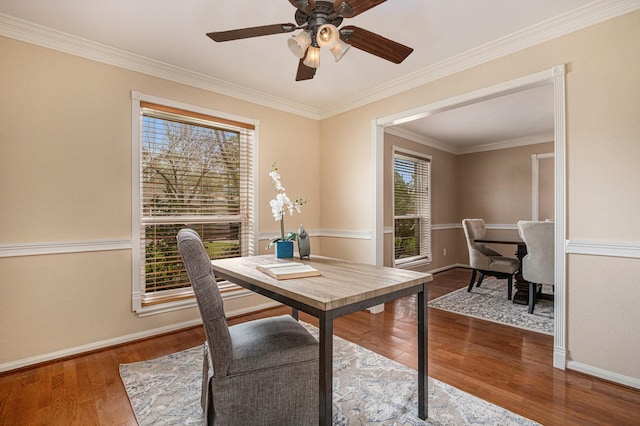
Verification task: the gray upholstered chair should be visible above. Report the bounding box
[176,228,319,426]
[462,219,519,300]
[517,220,555,314]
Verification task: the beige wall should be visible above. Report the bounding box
[0,36,321,365]
[457,143,554,225]
[457,142,554,259]
[1,10,639,385]
[318,11,640,382]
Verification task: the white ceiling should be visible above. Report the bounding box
[0,0,629,150]
[390,84,556,152]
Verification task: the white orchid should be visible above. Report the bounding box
[267,163,306,249]
[269,170,285,192]
[270,193,293,220]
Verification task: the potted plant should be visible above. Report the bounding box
[266,163,306,258]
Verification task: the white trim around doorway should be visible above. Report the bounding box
[371,65,568,370]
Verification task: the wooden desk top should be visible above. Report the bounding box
[211,255,432,312]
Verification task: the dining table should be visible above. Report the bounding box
[210,254,433,426]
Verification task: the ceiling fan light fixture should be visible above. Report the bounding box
[287,31,312,58]
[330,38,351,62]
[316,24,339,49]
[303,46,321,68]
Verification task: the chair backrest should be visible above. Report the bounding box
[462,219,496,270]
[517,221,554,285]
[177,228,233,377]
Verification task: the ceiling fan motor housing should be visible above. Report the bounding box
[295,1,345,32]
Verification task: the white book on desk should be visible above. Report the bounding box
[256,262,321,280]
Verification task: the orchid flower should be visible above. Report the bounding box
[266,163,307,249]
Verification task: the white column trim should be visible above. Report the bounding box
[552,64,567,370]
[531,152,555,221]
[372,120,385,266]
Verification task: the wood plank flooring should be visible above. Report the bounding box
[1,268,638,425]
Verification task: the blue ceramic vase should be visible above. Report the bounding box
[275,241,294,258]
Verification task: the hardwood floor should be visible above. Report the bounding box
[1,268,638,425]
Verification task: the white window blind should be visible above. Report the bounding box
[393,151,431,265]
[138,101,255,304]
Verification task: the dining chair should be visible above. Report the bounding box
[517,220,555,314]
[176,228,319,425]
[462,219,519,300]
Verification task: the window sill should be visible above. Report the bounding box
[394,258,431,270]
[135,283,253,317]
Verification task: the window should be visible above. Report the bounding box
[393,150,431,266]
[131,93,256,313]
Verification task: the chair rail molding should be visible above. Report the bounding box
[566,239,640,259]
[0,239,132,258]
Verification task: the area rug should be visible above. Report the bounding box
[428,277,553,335]
[120,323,538,425]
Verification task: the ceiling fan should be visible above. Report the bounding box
[206,0,413,81]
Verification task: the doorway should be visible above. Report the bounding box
[371,65,567,370]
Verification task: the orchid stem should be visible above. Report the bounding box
[280,214,285,240]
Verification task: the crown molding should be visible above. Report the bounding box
[456,133,555,154]
[385,127,459,154]
[386,126,554,155]
[0,13,321,120]
[2,0,639,121]
[319,0,640,118]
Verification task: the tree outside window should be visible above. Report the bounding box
[139,104,254,299]
[393,152,431,265]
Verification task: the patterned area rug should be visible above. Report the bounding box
[120,323,538,425]
[428,277,553,335]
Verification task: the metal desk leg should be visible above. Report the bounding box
[418,285,428,419]
[318,313,333,426]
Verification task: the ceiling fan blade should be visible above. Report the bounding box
[334,0,386,17]
[207,23,296,42]
[289,0,316,14]
[340,25,413,64]
[295,58,316,81]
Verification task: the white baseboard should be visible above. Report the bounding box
[567,360,640,390]
[0,299,281,373]
[0,318,202,373]
[428,263,468,274]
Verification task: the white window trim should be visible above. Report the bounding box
[130,91,260,316]
[391,146,432,268]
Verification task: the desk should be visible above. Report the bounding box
[211,255,433,426]
[474,236,530,305]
